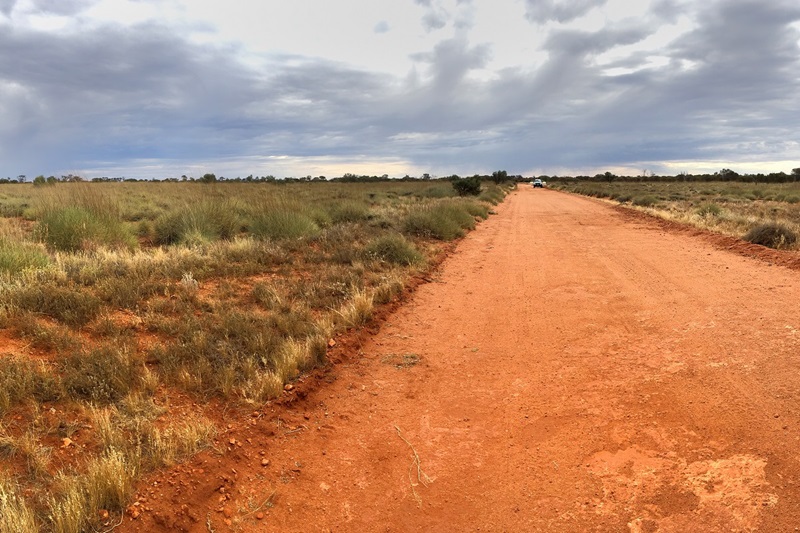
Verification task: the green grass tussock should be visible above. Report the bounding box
[325,199,371,223]
[34,186,135,252]
[365,233,423,266]
[250,207,320,240]
[154,199,242,245]
[403,198,483,241]
[0,237,49,275]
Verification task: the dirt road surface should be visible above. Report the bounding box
[126,188,800,532]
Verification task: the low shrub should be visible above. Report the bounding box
[35,207,136,252]
[452,176,482,196]
[743,223,798,249]
[419,185,453,199]
[615,194,632,203]
[365,234,423,265]
[457,199,490,219]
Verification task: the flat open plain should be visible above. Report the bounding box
[125,187,800,532]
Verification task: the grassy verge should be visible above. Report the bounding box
[553,181,800,250]
[0,179,513,530]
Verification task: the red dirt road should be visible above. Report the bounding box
[126,188,800,532]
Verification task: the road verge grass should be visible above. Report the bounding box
[0,180,511,530]
[555,181,800,250]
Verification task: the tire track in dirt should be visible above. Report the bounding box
[124,188,800,532]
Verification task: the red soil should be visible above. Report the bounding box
[122,188,800,532]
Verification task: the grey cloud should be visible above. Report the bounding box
[411,36,491,96]
[30,0,95,16]
[544,25,651,56]
[524,0,607,24]
[0,23,265,168]
[374,20,390,33]
[421,10,447,31]
[0,0,15,15]
[649,0,691,23]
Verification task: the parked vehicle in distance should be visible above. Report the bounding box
[533,179,544,188]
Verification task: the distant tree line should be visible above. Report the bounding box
[6,168,798,185]
[533,168,800,184]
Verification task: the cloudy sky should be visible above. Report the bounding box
[1,0,799,179]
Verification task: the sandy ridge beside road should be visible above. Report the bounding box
[125,187,800,532]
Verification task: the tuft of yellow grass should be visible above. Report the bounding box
[0,475,38,533]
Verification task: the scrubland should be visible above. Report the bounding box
[553,181,800,249]
[0,179,512,532]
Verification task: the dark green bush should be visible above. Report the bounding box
[743,223,798,249]
[452,177,482,196]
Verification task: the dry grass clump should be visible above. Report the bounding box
[47,449,137,533]
[62,345,141,404]
[0,475,38,533]
[0,428,53,478]
[0,355,60,415]
[743,223,798,249]
[10,283,103,327]
[336,288,375,328]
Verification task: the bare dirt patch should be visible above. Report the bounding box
[121,188,800,532]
